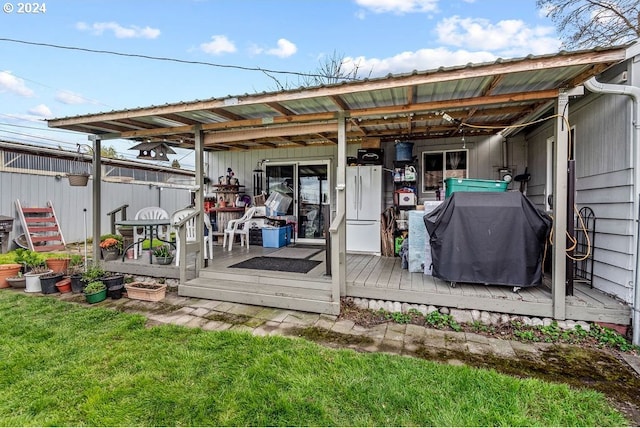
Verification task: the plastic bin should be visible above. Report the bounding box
[262,226,289,248]
[445,178,508,198]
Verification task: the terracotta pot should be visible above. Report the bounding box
[46,258,70,273]
[0,264,22,288]
[55,277,72,293]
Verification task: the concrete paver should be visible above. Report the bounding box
[24,289,640,381]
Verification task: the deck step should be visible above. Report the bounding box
[198,268,331,289]
[179,277,339,315]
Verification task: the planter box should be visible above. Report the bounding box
[125,282,166,302]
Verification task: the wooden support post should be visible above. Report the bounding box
[552,92,568,320]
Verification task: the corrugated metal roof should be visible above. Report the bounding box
[47,43,633,151]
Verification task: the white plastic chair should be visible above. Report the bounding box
[223,206,257,251]
[133,207,169,259]
[171,208,213,266]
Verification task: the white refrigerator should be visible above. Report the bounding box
[346,165,383,254]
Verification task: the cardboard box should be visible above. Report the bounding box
[361,138,381,149]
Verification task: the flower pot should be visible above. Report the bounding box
[102,248,120,261]
[102,274,124,288]
[6,276,26,288]
[55,277,72,293]
[24,270,52,293]
[108,283,124,299]
[125,282,167,301]
[85,288,107,304]
[40,272,64,294]
[0,263,22,288]
[68,173,89,186]
[45,258,70,273]
[152,255,174,265]
[70,274,84,293]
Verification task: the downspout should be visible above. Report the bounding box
[584,76,640,346]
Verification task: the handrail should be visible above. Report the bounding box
[107,204,129,234]
[329,209,344,233]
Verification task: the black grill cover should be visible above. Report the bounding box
[424,192,551,287]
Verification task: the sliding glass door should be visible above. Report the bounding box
[266,160,330,243]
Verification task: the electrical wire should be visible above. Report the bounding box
[0,37,360,81]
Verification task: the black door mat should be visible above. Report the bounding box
[229,256,321,273]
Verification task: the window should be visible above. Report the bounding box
[422,149,468,193]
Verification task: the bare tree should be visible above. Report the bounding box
[538,0,640,49]
[264,50,372,91]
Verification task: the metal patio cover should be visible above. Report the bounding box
[47,44,630,149]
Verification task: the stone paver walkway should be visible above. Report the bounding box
[48,289,640,376]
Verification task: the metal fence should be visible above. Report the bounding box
[0,144,195,250]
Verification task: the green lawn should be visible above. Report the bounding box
[0,292,627,427]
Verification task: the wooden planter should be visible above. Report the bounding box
[125,282,166,302]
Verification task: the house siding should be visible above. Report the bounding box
[525,61,636,304]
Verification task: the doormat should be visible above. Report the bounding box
[268,247,323,259]
[229,257,321,274]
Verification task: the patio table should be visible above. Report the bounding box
[115,218,173,264]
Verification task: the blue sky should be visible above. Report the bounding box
[0,0,561,168]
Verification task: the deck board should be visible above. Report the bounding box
[176,245,631,324]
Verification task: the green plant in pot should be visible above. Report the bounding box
[152,244,174,265]
[84,280,107,304]
[16,249,51,293]
[81,262,106,291]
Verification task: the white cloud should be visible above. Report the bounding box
[55,90,90,105]
[435,16,561,56]
[266,39,297,58]
[0,71,34,97]
[200,35,237,55]
[76,21,160,39]
[344,47,497,77]
[28,104,53,118]
[355,0,438,14]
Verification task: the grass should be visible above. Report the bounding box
[0,292,628,427]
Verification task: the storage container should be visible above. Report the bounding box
[262,226,291,248]
[395,141,414,161]
[444,178,508,198]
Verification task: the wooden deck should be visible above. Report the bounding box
[108,243,631,325]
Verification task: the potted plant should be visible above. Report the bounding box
[6,271,26,288]
[16,249,51,293]
[45,253,71,273]
[81,262,106,287]
[39,270,65,295]
[84,280,107,304]
[100,235,123,261]
[125,281,167,302]
[67,254,85,293]
[152,245,174,265]
[102,271,125,299]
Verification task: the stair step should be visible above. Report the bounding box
[179,278,339,315]
[22,207,53,214]
[31,235,63,243]
[27,226,60,233]
[198,269,331,289]
[32,244,66,252]
[25,217,57,224]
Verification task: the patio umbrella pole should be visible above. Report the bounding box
[83,208,88,271]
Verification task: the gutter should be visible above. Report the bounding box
[584,76,640,346]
